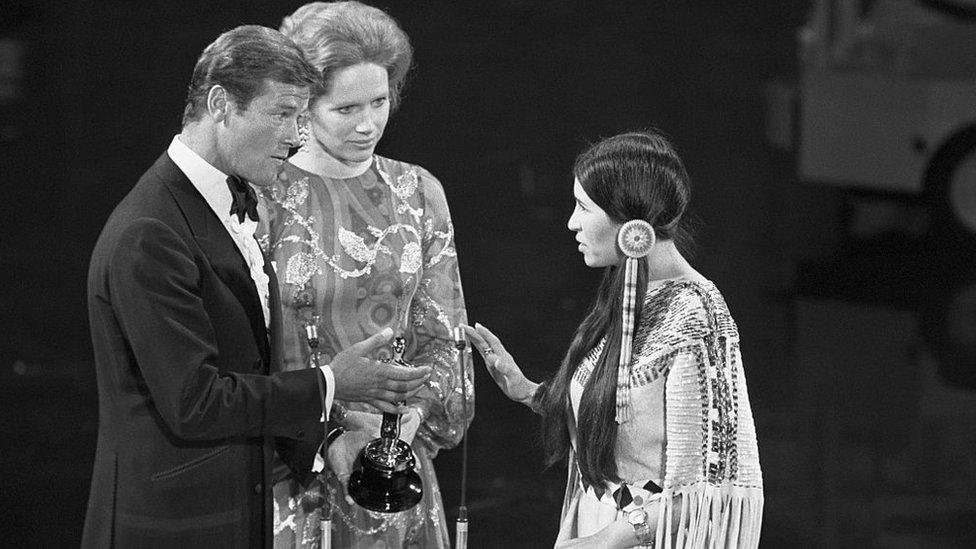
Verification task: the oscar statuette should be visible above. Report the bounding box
[346,336,423,513]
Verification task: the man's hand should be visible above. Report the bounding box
[330,328,431,414]
[327,429,372,506]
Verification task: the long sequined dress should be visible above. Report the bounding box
[557,279,763,548]
[258,156,474,549]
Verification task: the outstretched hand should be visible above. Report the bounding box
[330,328,431,414]
[463,323,538,407]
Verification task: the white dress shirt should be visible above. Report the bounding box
[166,136,335,433]
[167,136,270,327]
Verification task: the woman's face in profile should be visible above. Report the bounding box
[307,62,390,166]
[567,179,620,268]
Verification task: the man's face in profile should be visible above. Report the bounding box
[218,80,309,186]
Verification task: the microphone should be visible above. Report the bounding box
[304,316,331,549]
[452,326,469,549]
[452,325,467,352]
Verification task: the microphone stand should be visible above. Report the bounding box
[452,327,469,549]
[304,317,331,549]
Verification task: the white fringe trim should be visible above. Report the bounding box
[655,482,763,549]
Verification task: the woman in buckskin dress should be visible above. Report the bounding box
[257,2,473,548]
[466,130,763,548]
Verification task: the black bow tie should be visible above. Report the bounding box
[226,175,258,223]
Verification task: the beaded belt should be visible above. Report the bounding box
[582,477,663,513]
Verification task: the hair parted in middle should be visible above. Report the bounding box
[536,129,694,489]
[279,1,413,109]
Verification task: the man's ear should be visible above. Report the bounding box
[206,85,230,122]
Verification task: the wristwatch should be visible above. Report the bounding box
[627,508,654,547]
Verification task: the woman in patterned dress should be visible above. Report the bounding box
[466,130,763,548]
[258,2,473,547]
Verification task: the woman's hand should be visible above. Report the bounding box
[327,429,372,505]
[399,407,421,445]
[554,535,607,549]
[328,409,422,505]
[342,409,420,445]
[554,518,641,549]
[463,323,539,407]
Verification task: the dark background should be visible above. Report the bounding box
[2,0,975,547]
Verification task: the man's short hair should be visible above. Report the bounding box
[182,25,318,125]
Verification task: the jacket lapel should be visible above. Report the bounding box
[265,258,284,373]
[151,152,269,358]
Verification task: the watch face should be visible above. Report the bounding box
[628,509,645,525]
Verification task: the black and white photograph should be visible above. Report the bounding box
[2,0,975,547]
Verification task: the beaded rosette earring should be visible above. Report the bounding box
[615,219,655,424]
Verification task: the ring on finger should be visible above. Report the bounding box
[483,346,494,355]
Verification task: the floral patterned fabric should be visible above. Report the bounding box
[257,156,474,549]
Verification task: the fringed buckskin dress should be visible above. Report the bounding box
[558,279,763,548]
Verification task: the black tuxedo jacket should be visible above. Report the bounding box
[83,152,325,548]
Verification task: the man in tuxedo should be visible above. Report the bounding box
[82,25,430,548]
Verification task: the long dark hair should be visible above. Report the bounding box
[537,130,693,488]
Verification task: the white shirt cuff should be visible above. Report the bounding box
[312,364,336,474]
[319,364,335,423]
